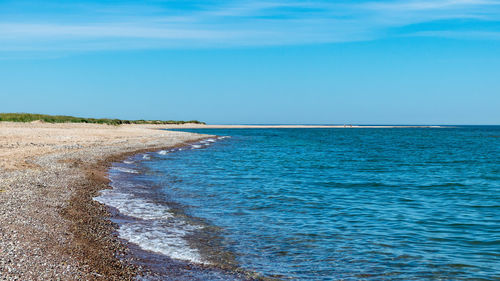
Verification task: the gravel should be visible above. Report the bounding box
[0,124,210,280]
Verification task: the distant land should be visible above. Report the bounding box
[160,124,443,129]
[0,113,447,128]
[0,113,205,126]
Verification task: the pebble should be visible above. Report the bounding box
[0,127,210,280]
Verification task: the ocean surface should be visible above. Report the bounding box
[95,127,500,280]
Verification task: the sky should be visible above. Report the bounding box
[1,0,499,124]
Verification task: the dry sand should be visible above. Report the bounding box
[0,122,210,280]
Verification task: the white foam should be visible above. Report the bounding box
[123,160,134,164]
[158,150,168,155]
[205,138,216,142]
[191,144,202,149]
[118,221,205,264]
[111,167,139,174]
[142,154,151,160]
[95,190,173,220]
[95,189,206,264]
[218,136,230,140]
[95,160,208,265]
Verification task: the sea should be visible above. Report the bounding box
[95,127,500,280]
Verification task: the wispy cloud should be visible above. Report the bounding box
[0,0,499,52]
[409,30,500,39]
[361,0,499,11]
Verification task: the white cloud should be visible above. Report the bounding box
[360,0,499,11]
[408,30,500,39]
[0,0,499,52]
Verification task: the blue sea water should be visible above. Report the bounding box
[97,127,500,280]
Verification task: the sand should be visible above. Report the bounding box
[0,122,439,172]
[160,124,442,129]
[0,122,210,280]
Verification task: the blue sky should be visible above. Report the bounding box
[1,0,499,124]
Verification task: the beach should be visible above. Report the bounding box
[2,122,494,280]
[0,121,396,280]
[0,122,210,280]
[2,0,496,279]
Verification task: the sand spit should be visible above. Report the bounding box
[0,122,209,280]
[161,124,442,129]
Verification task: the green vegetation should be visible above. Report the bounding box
[0,113,205,125]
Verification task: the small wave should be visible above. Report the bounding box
[95,190,173,220]
[118,221,205,264]
[205,138,216,142]
[123,160,135,164]
[111,167,139,174]
[191,144,203,149]
[95,151,213,267]
[419,182,467,188]
[218,136,230,140]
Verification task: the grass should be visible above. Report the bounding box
[0,113,205,126]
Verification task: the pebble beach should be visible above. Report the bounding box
[0,122,209,280]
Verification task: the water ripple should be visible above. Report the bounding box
[141,127,500,280]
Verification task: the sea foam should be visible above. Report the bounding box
[118,221,205,264]
[110,167,139,174]
[94,137,234,266]
[95,190,173,220]
[94,161,207,265]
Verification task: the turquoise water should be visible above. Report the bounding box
[100,127,500,280]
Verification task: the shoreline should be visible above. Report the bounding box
[0,122,449,279]
[101,144,268,280]
[61,141,211,280]
[160,124,444,129]
[0,122,212,279]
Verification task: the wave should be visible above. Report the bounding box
[110,167,139,174]
[118,220,205,264]
[95,190,173,220]
[192,136,230,149]
[95,186,207,264]
[94,137,236,266]
[94,160,210,266]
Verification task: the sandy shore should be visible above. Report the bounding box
[0,122,210,280]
